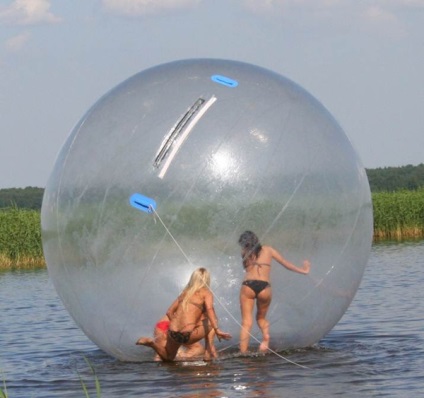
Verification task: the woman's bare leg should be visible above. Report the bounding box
[239,286,255,353]
[177,342,205,359]
[256,288,272,352]
[136,336,180,361]
[203,323,217,360]
[186,318,217,360]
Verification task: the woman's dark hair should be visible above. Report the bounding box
[238,230,262,260]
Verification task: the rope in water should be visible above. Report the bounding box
[150,205,310,369]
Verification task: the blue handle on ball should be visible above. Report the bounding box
[130,193,157,214]
[211,74,238,88]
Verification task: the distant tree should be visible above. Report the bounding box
[366,163,424,192]
[0,187,44,210]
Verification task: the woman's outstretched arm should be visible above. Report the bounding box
[271,247,310,274]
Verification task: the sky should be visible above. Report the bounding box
[0,0,423,189]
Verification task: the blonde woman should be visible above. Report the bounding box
[137,267,231,361]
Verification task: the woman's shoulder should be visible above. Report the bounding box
[259,245,275,261]
[197,287,212,299]
[261,245,274,254]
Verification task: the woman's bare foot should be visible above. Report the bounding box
[203,348,217,361]
[136,337,154,346]
[258,339,269,353]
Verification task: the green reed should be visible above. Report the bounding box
[79,357,101,398]
[0,359,101,398]
[0,206,44,269]
[0,189,423,269]
[0,380,7,398]
[372,188,424,240]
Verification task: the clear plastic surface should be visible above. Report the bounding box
[41,59,373,361]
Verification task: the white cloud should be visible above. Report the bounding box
[0,0,61,26]
[383,0,424,8]
[241,0,424,11]
[361,5,407,38]
[241,0,345,13]
[364,5,397,24]
[240,0,415,38]
[102,0,201,16]
[5,31,31,51]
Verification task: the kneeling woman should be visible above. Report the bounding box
[137,267,231,361]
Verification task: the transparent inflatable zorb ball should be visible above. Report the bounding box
[41,59,373,361]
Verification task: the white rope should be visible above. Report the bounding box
[149,205,310,369]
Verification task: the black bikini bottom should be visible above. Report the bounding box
[242,280,271,297]
[168,329,191,344]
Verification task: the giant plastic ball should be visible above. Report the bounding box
[41,59,373,361]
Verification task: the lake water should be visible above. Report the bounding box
[1,241,423,397]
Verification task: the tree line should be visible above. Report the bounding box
[0,187,44,210]
[366,163,424,192]
[1,164,423,209]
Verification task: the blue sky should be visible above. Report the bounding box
[0,0,423,188]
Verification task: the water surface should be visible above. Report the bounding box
[1,241,423,397]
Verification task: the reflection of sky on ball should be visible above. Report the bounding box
[41,59,373,361]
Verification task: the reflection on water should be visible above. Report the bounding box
[1,241,423,397]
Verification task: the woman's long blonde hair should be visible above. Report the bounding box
[181,267,210,311]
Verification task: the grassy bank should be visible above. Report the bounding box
[372,188,424,240]
[1,189,423,269]
[0,207,44,270]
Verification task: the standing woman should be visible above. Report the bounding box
[137,267,231,361]
[238,231,310,353]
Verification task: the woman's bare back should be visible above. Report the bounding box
[169,288,209,332]
[243,245,310,281]
[243,245,275,281]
